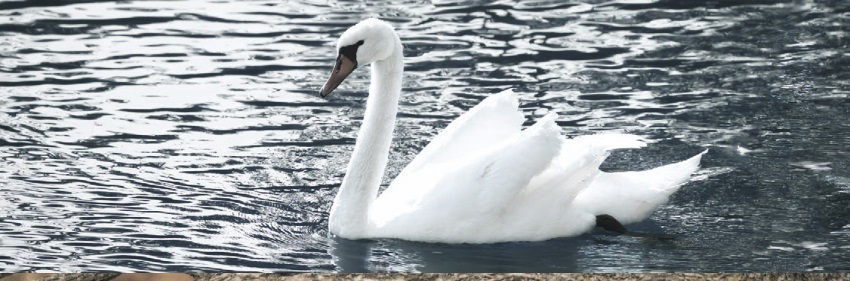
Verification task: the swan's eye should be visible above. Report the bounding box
[356,40,364,46]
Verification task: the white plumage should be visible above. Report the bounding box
[321,18,706,244]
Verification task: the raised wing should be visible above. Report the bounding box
[396,89,525,179]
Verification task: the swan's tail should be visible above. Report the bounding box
[574,149,708,225]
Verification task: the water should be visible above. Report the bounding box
[1,0,849,272]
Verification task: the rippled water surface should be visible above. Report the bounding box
[1,0,849,272]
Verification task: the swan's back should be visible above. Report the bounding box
[368,90,705,243]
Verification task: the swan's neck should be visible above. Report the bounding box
[329,36,403,238]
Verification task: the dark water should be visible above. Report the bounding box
[1,0,849,272]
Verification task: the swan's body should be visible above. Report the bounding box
[321,19,706,244]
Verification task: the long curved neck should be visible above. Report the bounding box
[329,35,403,238]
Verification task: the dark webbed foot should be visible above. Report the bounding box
[595,214,627,234]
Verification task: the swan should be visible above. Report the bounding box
[319,18,706,244]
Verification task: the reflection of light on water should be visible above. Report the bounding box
[768,241,831,252]
[791,161,833,171]
[768,245,795,252]
[688,166,733,183]
[801,241,830,251]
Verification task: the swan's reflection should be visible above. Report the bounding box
[329,237,374,272]
[329,220,668,272]
[387,238,582,272]
[330,235,582,272]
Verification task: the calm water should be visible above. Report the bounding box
[1,0,849,272]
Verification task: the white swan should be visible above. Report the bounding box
[320,18,706,244]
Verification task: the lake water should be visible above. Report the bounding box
[1,0,849,272]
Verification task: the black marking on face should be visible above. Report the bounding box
[338,40,365,65]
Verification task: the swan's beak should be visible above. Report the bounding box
[320,54,357,98]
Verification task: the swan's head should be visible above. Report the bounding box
[320,18,398,97]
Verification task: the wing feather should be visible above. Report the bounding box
[397,89,524,178]
[574,149,707,224]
